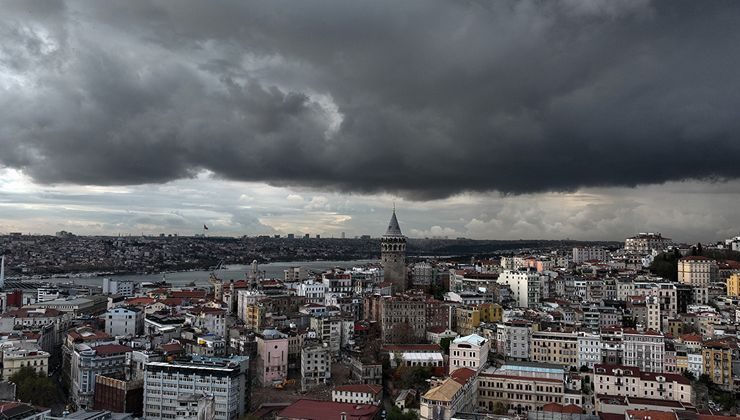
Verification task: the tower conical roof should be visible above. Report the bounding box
[385,210,403,236]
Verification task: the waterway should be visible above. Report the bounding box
[41,259,377,288]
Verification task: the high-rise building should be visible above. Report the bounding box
[381,209,407,293]
[496,270,541,308]
[143,355,249,420]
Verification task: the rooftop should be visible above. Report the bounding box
[277,399,380,420]
[334,384,382,395]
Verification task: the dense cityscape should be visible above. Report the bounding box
[0,210,738,419]
[4,1,740,420]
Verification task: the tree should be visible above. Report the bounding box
[493,402,508,415]
[9,367,59,407]
[439,337,453,355]
[649,252,678,281]
[682,370,696,382]
[395,366,433,390]
[387,406,419,420]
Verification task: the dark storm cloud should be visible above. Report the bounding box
[2,0,740,199]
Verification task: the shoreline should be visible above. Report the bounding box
[6,256,380,282]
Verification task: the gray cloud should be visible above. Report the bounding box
[2,0,740,199]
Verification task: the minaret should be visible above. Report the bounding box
[381,208,407,293]
[249,260,259,289]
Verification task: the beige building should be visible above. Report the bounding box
[727,273,740,297]
[449,334,490,374]
[701,337,737,391]
[420,368,477,420]
[624,233,671,254]
[2,346,50,378]
[454,306,481,336]
[594,364,692,403]
[678,256,718,287]
[477,362,583,414]
[530,330,579,369]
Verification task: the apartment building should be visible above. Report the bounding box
[144,355,249,420]
[71,343,132,409]
[726,273,740,297]
[301,340,332,391]
[255,329,288,387]
[455,306,481,336]
[701,337,738,391]
[2,346,50,378]
[530,330,579,369]
[573,247,607,264]
[102,278,134,297]
[497,270,540,308]
[379,295,426,343]
[593,364,691,403]
[623,329,664,373]
[495,321,531,360]
[624,233,671,254]
[104,306,144,337]
[578,332,601,370]
[678,256,718,287]
[309,316,342,353]
[0,307,66,331]
[600,327,624,365]
[295,281,327,304]
[185,308,226,337]
[479,303,503,323]
[626,296,661,332]
[449,334,490,374]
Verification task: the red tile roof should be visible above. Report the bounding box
[427,326,448,334]
[382,344,441,352]
[450,368,476,385]
[277,399,380,420]
[68,329,111,342]
[125,297,156,306]
[169,290,207,299]
[626,410,677,420]
[543,403,582,414]
[594,364,690,385]
[159,342,183,353]
[94,344,133,356]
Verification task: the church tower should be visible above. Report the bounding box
[381,208,407,293]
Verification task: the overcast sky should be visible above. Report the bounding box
[1,0,740,243]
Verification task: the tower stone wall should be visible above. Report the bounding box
[381,210,407,293]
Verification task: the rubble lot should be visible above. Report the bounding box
[250,383,332,411]
[249,363,353,411]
